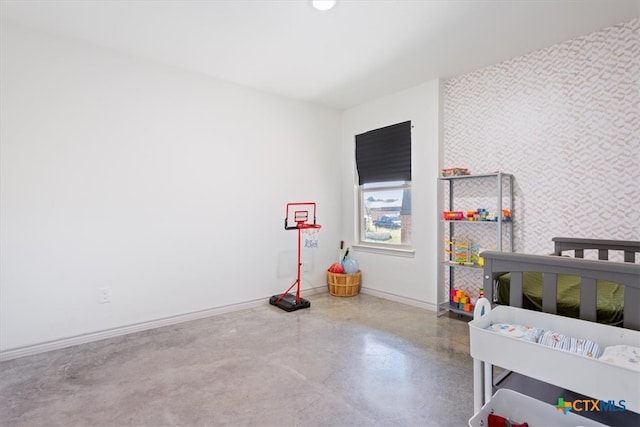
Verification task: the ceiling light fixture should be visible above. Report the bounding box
[312,0,336,11]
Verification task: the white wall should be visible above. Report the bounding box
[341,80,442,308]
[444,18,640,257]
[0,21,342,354]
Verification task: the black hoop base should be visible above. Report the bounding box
[269,293,311,312]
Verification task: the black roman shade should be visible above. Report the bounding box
[355,121,411,185]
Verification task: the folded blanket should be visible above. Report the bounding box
[490,323,543,343]
[487,323,602,358]
[599,345,640,371]
[537,330,602,358]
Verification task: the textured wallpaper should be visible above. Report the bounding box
[443,18,639,258]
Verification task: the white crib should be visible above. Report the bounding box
[468,239,640,426]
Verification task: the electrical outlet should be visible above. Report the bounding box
[98,287,111,304]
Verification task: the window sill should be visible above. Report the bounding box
[352,244,415,258]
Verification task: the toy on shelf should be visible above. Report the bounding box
[445,239,479,265]
[443,211,464,220]
[449,288,486,313]
[441,167,470,177]
[444,208,512,222]
[450,288,474,312]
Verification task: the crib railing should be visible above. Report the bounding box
[481,250,640,330]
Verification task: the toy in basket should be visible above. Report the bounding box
[327,245,361,297]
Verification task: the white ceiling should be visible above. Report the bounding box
[1,0,638,110]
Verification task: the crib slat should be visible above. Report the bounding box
[624,250,635,263]
[542,273,557,314]
[624,286,640,330]
[598,249,608,260]
[579,277,597,322]
[509,272,523,308]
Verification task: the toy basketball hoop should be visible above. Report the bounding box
[270,202,321,312]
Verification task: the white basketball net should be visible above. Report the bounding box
[302,227,320,249]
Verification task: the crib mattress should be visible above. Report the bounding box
[469,305,640,414]
[497,272,624,326]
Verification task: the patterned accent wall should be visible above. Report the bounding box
[444,19,639,256]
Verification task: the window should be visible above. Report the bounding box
[360,182,411,246]
[355,121,411,248]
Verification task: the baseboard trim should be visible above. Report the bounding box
[0,286,327,362]
[360,287,437,312]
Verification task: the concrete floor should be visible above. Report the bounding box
[0,293,474,427]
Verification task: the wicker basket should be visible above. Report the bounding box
[327,271,361,297]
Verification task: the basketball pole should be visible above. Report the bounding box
[274,223,304,304]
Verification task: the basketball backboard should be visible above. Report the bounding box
[285,202,318,230]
